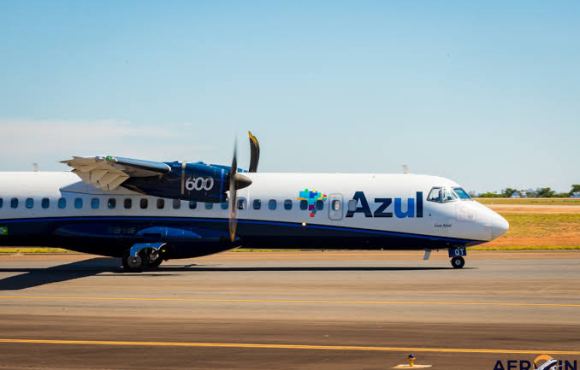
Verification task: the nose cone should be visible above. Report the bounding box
[490,212,509,239]
[233,173,252,190]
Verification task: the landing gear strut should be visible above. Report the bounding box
[122,242,166,272]
[448,246,466,269]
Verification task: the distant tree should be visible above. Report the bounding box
[479,192,501,198]
[536,187,556,198]
[501,188,518,198]
[570,184,580,196]
[525,188,538,197]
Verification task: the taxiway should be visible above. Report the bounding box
[0,250,578,369]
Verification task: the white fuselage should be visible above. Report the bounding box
[0,172,508,249]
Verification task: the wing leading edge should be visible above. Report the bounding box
[61,156,171,191]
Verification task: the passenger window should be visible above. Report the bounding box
[173,199,181,210]
[108,198,117,209]
[237,198,246,210]
[58,198,67,209]
[315,200,324,211]
[0,198,3,208]
[10,198,18,209]
[74,198,83,209]
[91,198,100,209]
[140,199,148,209]
[189,201,197,210]
[300,200,308,210]
[221,202,228,210]
[284,199,292,210]
[253,199,261,210]
[427,187,442,203]
[157,199,165,209]
[41,198,50,209]
[25,198,34,209]
[124,198,132,209]
[205,202,214,210]
[268,199,277,210]
[332,199,341,211]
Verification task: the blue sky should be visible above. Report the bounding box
[0,1,578,192]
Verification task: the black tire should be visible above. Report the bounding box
[122,253,144,272]
[451,256,465,269]
[146,258,163,269]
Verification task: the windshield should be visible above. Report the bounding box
[442,187,458,202]
[428,186,471,203]
[453,187,472,200]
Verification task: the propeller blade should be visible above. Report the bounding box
[228,142,238,242]
[248,131,260,172]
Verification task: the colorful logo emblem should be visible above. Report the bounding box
[0,226,8,236]
[297,189,327,217]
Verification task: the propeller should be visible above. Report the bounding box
[228,142,239,242]
[227,132,259,242]
[248,131,260,172]
[227,142,253,242]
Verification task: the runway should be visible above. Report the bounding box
[0,250,579,369]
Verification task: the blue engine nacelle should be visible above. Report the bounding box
[123,161,230,203]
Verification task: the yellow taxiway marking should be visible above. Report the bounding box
[0,338,579,356]
[0,295,579,309]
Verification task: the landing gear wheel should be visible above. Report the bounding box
[451,256,465,269]
[122,254,144,272]
[146,257,163,269]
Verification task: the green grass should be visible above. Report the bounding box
[476,197,580,205]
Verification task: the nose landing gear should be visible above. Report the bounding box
[448,246,466,269]
[451,256,465,269]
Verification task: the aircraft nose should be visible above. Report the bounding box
[489,212,509,239]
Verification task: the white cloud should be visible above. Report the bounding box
[0,119,218,171]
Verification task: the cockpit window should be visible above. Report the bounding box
[442,187,457,202]
[453,187,472,200]
[427,187,460,203]
[427,187,442,202]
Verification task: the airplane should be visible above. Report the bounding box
[0,132,508,271]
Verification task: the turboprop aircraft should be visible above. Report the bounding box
[0,132,508,271]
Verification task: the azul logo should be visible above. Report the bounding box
[297,189,327,217]
[345,191,424,218]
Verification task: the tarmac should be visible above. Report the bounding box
[0,250,579,369]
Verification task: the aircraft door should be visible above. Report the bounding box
[328,194,344,221]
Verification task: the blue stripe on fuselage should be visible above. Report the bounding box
[0,216,483,244]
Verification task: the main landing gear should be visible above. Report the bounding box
[448,246,467,269]
[122,242,166,272]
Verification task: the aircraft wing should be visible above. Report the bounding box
[61,156,171,191]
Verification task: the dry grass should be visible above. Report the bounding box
[479,213,580,248]
[475,197,580,205]
[0,247,71,254]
